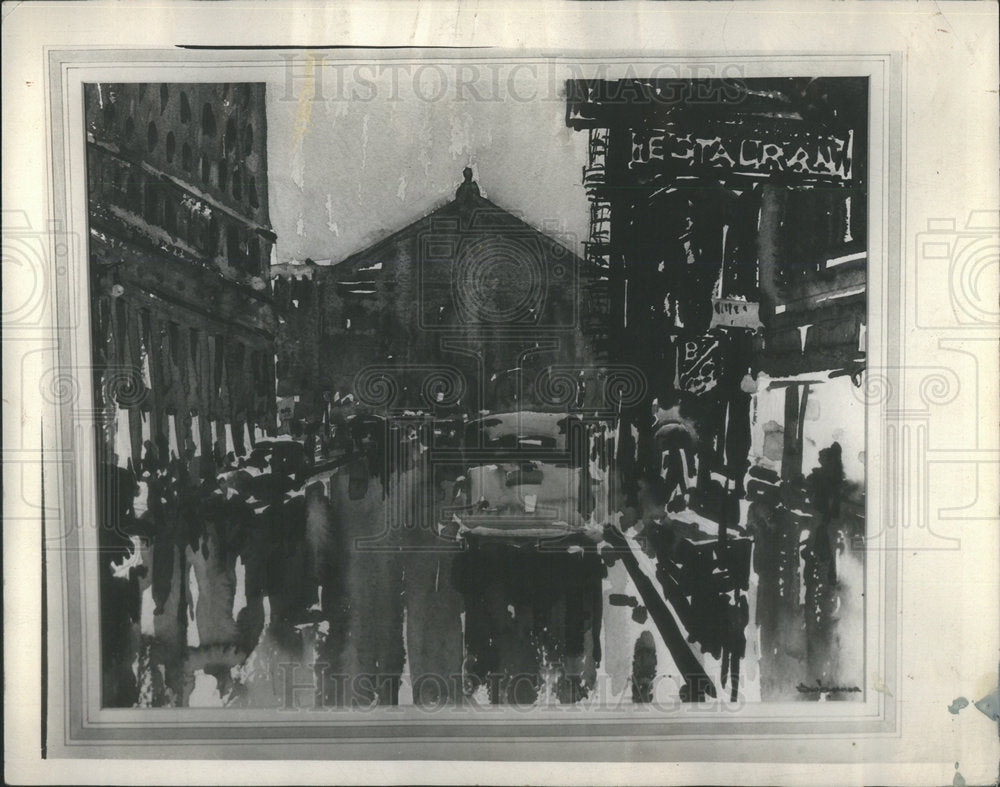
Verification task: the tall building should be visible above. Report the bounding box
[566,78,869,701]
[85,82,277,476]
[566,76,867,491]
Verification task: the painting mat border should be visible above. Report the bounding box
[42,48,900,761]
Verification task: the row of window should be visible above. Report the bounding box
[91,152,267,276]
[105,95,255,153]
[99,88,261,213]
[98,293,272,422]
[125,121,259,209]
[131,82,254,118]
[134,305,271,406]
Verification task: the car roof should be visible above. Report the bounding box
[468,411,579,437]
[251,439,306,452]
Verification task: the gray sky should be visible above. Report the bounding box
[263,60,591,264]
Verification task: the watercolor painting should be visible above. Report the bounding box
[85,70,868,710]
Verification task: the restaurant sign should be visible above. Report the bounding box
[630,127,853,182]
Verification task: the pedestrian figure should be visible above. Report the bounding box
[654,420,696,511]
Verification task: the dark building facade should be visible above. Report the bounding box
[567,76,867,489]
[566,77,869,701]
[273,171,604,421]
[86,83,280,708]
[86,82,278,475]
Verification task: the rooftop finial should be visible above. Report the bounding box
[456,166,480,204]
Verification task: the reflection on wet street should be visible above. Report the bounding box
[99,414,864,710]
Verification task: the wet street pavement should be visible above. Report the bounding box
[101,425,863,711]
[202,458,705,710]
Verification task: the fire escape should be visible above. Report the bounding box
[581,127,614,359]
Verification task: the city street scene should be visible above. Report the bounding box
[86,68,868,710]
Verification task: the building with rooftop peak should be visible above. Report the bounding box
[272,170,606,421]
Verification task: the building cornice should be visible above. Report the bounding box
[88,137,276,241]
[89,211,275,311]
